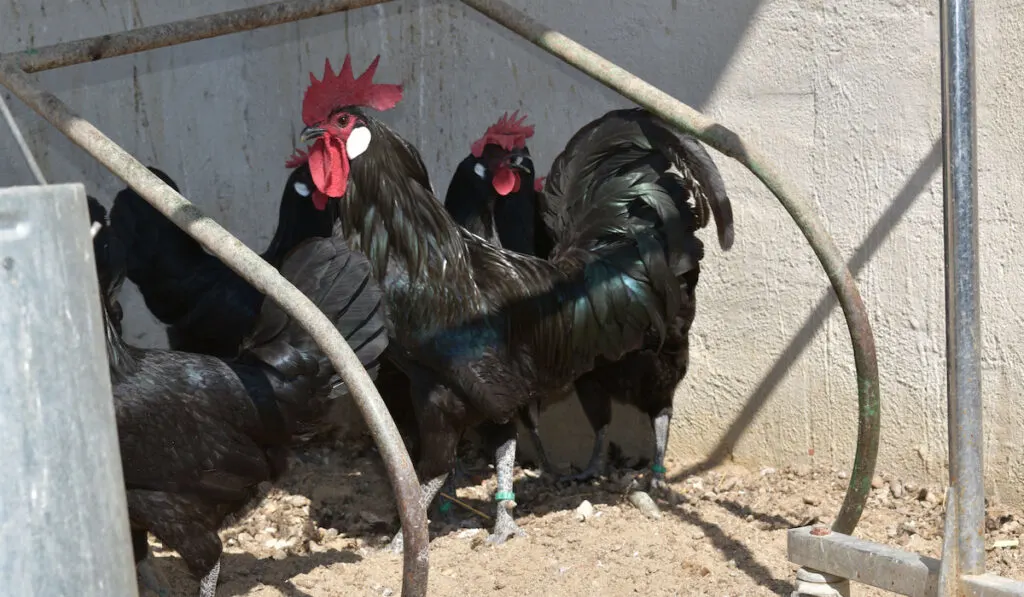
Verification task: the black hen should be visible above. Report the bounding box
[291,55,727,544]
[109,165,338,356]
[89,200,387,597]
[444,111,552,257]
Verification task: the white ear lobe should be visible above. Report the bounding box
[473,163,487,179]
[292,181,311,197]
[347,126,372,159]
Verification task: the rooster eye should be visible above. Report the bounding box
[337,114,350,127]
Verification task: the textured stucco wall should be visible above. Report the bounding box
[3,0,1022,506]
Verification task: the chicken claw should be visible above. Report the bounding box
[388,473,449,554]
[387,529,405,554]
[487,500,526,544]
[556,463,604,485]
[555,427,607,485]
[648,473,669,493]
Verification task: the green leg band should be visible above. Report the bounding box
[494,491,516,502]
[651,464,667,475]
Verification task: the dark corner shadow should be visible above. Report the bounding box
[666,500,796,595]
[672,138,943,482]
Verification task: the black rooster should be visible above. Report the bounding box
[449,112,734,489]
[109,163,338,356]
[89,198,387,597]
[292,55,726,543]
[441,112,553,509]
[536,113,733,487]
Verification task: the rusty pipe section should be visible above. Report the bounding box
[0,58,428,597]
[4,0,393,74]
[459,0,880,535]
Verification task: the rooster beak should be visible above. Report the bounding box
[504,154,534,175]
[299,125,326,144]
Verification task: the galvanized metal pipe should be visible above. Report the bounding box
[3,0,393,74]
[0,59,429,597]
[460,0,880,535]
[0,184,139,597]
[940,0,985,577]
[0,93,47,184]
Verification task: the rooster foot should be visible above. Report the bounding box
[387,473,449,554]
[486,506,526,545]
[387,529,405,554]
[136,557,171,597]
[648,474,669,494]
[556,465,602,485]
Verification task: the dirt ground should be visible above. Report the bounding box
[148,435,1024,597]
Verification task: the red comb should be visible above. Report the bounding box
[285,147,310,168]
[470,110,535,158]
[302,55,403,126]
[534,176,546,193]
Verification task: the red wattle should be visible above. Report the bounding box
[307,135,350,201]
[492,166,520,196]
[312,190,329,211]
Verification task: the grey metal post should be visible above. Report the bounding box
[0,184,138,597]
[940,0,985,578]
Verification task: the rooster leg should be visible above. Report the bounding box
[136,556,171,597]
[558,382,612,483]
[649,409,672,492]
[388,472,449,553]
[520,402,563,475]
[133,530,170,597]
[558,425,608,484]
[435,470,460,523]
[197,560,220,597]
[390,379,460,551]
[488,431,526,544]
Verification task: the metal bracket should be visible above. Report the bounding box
[788,526,1024,597]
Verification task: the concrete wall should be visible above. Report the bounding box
[3,0,1022,505]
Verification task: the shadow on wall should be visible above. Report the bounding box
[512,138,941,474]
[669,139,944,479]
[1,0,416,191]
[457,0,767,110]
